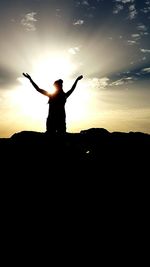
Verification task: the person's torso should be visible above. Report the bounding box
[48,92,66,113]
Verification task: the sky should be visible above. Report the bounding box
[0,0,150,137]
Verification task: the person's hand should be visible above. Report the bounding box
[22,73,31,80]
[77,75,83,81]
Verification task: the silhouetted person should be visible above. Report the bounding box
[22,73,83,134]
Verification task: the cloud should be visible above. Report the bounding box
[21,12,37,31]
[110,77,133,87]
[75,0,89,6]
[127,40,137,45]
[141,0,150,14]
[73,19,84,25]
[113,4,124,14]
[137,23,147,32]
[113,0,137,19]
[82,0,89,6]
[140,49,150,53]
[114,0,135,3]
[108,66,150,87]
[128,4,138,19]
[142,67,150,73]
[131,33,141,39]
[89,75,135,89]
[89,77,110,89]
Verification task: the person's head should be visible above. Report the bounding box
[53,79,63,91]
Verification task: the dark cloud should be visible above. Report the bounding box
[108,64,150,88]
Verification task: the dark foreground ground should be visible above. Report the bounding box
[0,128,149,261]
[0,128,149,166]
[0,127,149,208]
[0,128,149,239]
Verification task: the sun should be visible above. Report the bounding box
[47,85,57,95]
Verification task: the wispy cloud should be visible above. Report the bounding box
[128,4,138,19]
[110,77,133,87]
[141,0,150,14]
[113,66,150,82]
[137,23,147,32]
[140,48,150,53]
[82,0,89,6]
[142,67,150,73]
[75,0,89,6]
[73,19,84,25]
[127,40,137,45]
[114,0,135,3]
[21,12,37,31]
[89,75,135,89]
[113,4,124,14]
[89,77,110,89]
[113,0,138,19]
[131,33,141,39]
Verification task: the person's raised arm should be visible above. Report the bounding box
[66,75,83,98]
[22,73,49,96]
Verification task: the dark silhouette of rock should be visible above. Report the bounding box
[1,127,149,210]
[0,128,150,165]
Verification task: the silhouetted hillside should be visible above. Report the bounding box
[0,128,149,165]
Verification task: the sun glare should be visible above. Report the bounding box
[33,53,77,87]
[47,85,57,95]
[18,52,78,109]
[16,52,86,132]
